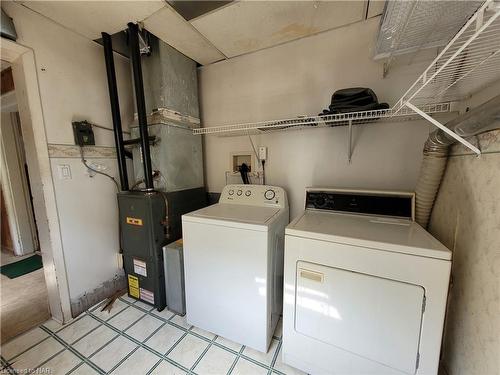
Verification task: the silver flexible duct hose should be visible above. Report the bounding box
[415,95,500,227]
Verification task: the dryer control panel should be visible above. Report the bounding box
[305,188,414,220]
[220,184,287,208]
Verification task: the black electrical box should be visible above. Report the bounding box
[72,121,95,146]
[118,191,167,311]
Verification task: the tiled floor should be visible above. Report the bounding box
[0,296,305,375]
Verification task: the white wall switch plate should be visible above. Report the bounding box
[57,164,72,180]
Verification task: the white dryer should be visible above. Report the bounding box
[282,188,451,375]
[182,184,289,352]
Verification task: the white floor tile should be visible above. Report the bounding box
[107,306,145,331]
[42,349,81,374]
[73,325,118,357]
[111,347,161,375]
[150,360,187,374]
[193,344,236,375]
[119,295,137,304]
[134,301,155,311]
[91,300,128,321]
[71,363,100,375]
[273,346,307,375]
[42,319,67,333]
[89,336,137,372]
[171,314,192,330]
[190,326,216,340]
[242,339,279,366]
[145,323,185,355]
[2,327,49,360]
[232,357,268,375]
[10,337,64,372]
[151,308,175,321]
[215,336,243,353]
[57,315,100,344]
[125,314,163,342]
[167,333,209,369]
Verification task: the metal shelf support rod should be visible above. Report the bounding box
[405,102,480,155]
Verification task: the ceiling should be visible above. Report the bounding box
[18,1,384,65]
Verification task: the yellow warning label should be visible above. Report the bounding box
[128,275,139,298]
[126,217,143,226]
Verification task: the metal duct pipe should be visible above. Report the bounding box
[128,22,154,190]
[1,9,17,41]
[102,32,129,191]
[415,94,500,227]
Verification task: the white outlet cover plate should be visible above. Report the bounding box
[57,164,72,180]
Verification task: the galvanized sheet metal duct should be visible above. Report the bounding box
[1,8,17,41]
[416,94,500,227]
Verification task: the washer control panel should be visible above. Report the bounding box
[221,184,287,208]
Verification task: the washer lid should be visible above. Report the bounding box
[183,203,281,228]
[286,210,451,260]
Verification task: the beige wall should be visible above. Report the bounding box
[429,129,500,375]
[198,16,442,218]
[3,2,134,306]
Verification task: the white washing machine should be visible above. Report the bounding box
[182,184,289,352]
[282,188,451,375]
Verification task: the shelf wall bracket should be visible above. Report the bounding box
[405,102,481,155]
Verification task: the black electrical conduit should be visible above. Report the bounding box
[128,22,154,190]
[101,32,129,191]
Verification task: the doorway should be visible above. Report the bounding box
[0,61,50,342]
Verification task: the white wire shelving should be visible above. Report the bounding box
[193,103,451,163]
[193,103,451,137]
[393,0,500,155]
[374,0,484,76]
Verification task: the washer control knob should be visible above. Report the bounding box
[237,190,243,196]
[245,190,251,196]
[228,189,234,196]
[264,189,275,200]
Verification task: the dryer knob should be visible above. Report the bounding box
[237,190,243,196]
[264,189,276,200]
[315,194,327,208]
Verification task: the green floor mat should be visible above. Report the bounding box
[0,254,43,279]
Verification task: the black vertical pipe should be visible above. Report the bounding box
[127,22,154,190]
[102,32,129,191]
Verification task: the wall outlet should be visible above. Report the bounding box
[258,146,267,161]
[57,164,72,180]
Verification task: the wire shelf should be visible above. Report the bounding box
[192,103,451,137]
[393,0,500,112]
[375,1,484,59]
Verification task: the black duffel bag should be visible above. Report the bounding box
[319,88,389,115]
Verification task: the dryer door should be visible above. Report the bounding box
[295,261,424,374]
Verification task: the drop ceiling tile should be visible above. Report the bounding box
[22,1,166,39]
[143,5,226,65]
[191,1,365,58]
